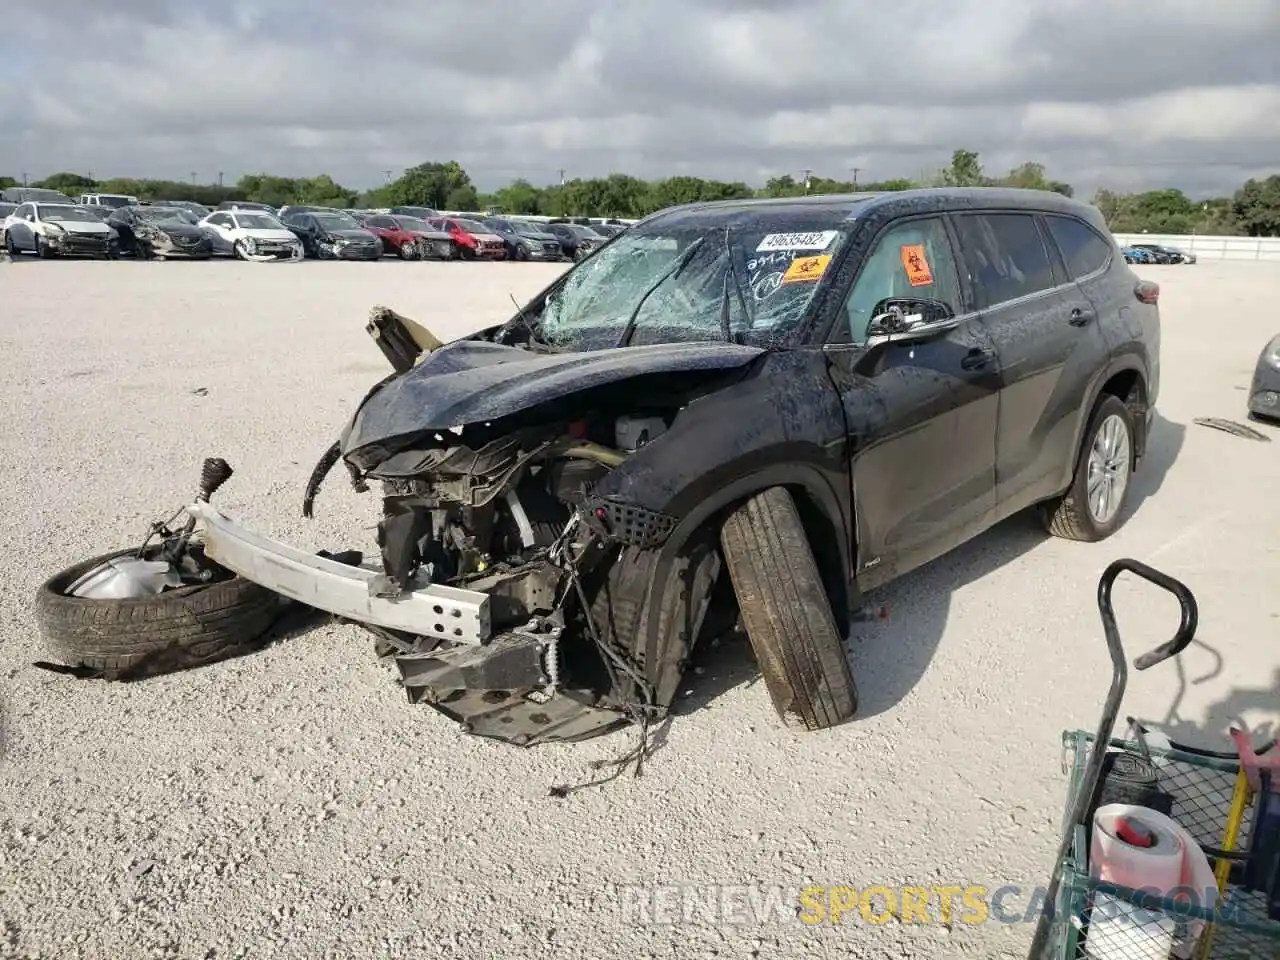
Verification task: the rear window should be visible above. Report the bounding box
[1044,215,1112,280]
[953,213,1057,307]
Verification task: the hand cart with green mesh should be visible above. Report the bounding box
[1028,559,1280,959]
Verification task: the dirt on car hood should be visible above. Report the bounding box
[340,338,764,460]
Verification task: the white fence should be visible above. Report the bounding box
[1111,233,1280,262]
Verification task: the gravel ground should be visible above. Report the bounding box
[1,257,1277,959]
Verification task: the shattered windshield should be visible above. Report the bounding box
[136,207,194,225]
[235,213,283,230]
[536,209,854,349]
[40,206,101,223]
[314,213,361,230]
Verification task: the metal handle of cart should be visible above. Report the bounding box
[1027,558,1199,959]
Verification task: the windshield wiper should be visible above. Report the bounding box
[719,225,753,342]
[614,237,707,348]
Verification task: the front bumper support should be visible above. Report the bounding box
[189,501,491,643]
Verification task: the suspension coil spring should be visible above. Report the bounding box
[545,632,563,694]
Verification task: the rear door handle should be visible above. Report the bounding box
[960,348,995,371]
[1069,305,1096,326]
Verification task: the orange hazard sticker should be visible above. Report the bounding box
[900,245,933,286]
[781,254,832,284]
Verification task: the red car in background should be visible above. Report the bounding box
[358,214,455,260]
[427,217,507,260]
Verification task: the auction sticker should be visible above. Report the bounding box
[781,254,832,284]
[900,244,934,286]
[756,230,838,253]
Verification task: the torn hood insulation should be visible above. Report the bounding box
[341,338,764,454]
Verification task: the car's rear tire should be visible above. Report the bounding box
[719,486,858,730]
[1038,394,1136,542]
[35,546,283,679]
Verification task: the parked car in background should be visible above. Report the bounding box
[1121,246,1156,264]
[482,217,565,261]
[215,200,278,215]
[1,187,76,205]
[198,210,303,261]
[2,202,117,258]
[1126,243,1187,264]
[543,221,606,261]
[0,201,19,223]
[107,205,212,259]
[1248,334,1280,422]
[153,199,212,220]
[389,205,439,220]
[276,204,342,222]
[283,210,384,260]
[589,222,627,238]
[78,193,137,210]
[1131,243,1195,264]
[426,217,507,260]
[358,214,454,260]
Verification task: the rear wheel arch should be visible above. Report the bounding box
[1096,367,1148,459]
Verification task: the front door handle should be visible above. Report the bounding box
[960,348,994,371]
[1069,305,1096,326]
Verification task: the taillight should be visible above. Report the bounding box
[1134,280,1159,305]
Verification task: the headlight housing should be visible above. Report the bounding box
[1264,335,1280,369]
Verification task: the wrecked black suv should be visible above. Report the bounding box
[39,188,1160,746]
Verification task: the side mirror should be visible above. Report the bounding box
[866,297,955,340]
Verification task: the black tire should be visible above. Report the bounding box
[35,235,52,259]
[398,240,418,260]
[1038,393,1136,542]
[719,487,858,730]
[35,546,283,679]
[4,230,17,256]
[443,242,459,261]
[233,239,249,260]
[514,244,529,262]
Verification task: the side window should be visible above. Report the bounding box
[1044,215,1111,280]
[16,204,33,219]
[837,217,963,343]
[953,213,1056,307]
[207,214,228,227]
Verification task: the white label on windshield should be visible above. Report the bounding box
[755,230,837,253]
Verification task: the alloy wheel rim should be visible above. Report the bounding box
[1086,413,1131,525]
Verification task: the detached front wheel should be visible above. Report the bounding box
[35,546,283,679]
[719,487,858,730]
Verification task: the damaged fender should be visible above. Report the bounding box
[580,349,855,706]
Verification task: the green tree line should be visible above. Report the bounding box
[5,149,1278,236]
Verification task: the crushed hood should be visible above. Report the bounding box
[238,228,298,242]
[53,221,111,234]
[323,229,378,241]
[341,338,763,457]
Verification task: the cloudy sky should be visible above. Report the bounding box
[3,0,1278,199]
